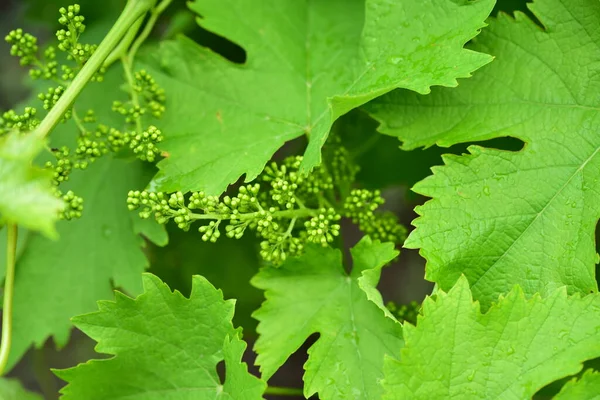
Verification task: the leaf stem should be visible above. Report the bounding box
[71,108,87,135]
[264,386,304,396]
[104,0,173,69]
[120,56,144,134]
[128,0,174,62]
[34,0,157,139]
[0,224,18,375]
[119,0,174,134]
[103,16,144,69]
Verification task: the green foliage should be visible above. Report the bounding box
[128,141,406,265]
[0,378,42,400]
[554,370,600,400]
[1,59,167,370]
[365,0,600,308]
[0,132,63,237]
[252,237,403,400]
[56,273,265,400]
[145,226,263,333]
[2,2,168,232]
[5,156,161,370]
[2,0,600,398]
[141,0,495,194]
[383,276,600,400]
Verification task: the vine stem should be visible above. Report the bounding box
[264,386,304,396]
[34,0,158,139]
[103,16,144,68]
[188,208,318,221]
[71,108,87,134]
[106,0,173,68]
[120,57,144,134]
[0,224,18,375]
[128,0,174,62]
[120,0,174,135]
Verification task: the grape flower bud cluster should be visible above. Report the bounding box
[128,139,407,265]
[1,4,167,222]
[386,300,421,325]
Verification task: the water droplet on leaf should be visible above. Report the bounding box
[467,370,476,381]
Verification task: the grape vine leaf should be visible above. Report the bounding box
[7,157,160,371]
[555,370,600,400]
[56,273,265,400]
[383,276,600,400]
[252,237,402,400]
[365,0,600,307]
[147,227,263,333]
[0,378,42,400]
[142,0,495,194]
[0,132,63,237]
[3,67,166,371]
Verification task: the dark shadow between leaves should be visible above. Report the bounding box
[263,333,319,400]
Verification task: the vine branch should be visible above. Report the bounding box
[34,0,158,139]
[105,0,173,68]
[0,224,18,375]
[188,208,317,221]
[128,0,174,62]
[119,0,174,134]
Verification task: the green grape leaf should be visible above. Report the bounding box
[365,0,600,307]
[147,227,263,333]
[383,276,600,400]
[252,237,402,400]
[142,0,495,194]
[555,370,600,400]
[7,157,158,371]
[56,273,265,400]
[0,378,42,400]
[3,67,167,371]
[0,132,63,237]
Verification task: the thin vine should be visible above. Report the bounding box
[0,224,17,375]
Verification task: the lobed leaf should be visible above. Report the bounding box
[2,67,167,371]
[56,273,265,400]
[141,0,495,194]
[0,132,63,237]
[252,236,402,400]
[383,276,600,399]
[365,0,600,307]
